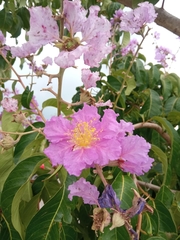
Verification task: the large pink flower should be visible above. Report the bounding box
[44,104,122,176]
[117,135,154,175]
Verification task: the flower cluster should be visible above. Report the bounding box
[111,2,157,34]
[121,39,138,56]
[10,0,112,69]
[155,46,176,68]
[44,104,153,176]
[68,178,153,234]
[1,97,18,112]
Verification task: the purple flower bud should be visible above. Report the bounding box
[98,185,121,210]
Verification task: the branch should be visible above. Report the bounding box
[134,122,171,145]
[117,0,180,36]
[137,180,177,194]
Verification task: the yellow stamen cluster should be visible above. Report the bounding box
[70,121,99,148]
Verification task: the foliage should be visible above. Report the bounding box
[0,0,180,240]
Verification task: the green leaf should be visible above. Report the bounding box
[121,32,130,47]
[156,185,174,208]
[1,155,45,239]
[106,75,122,92]
[42,98,73,116]
[42,98,57,109]
[125,75,136,96]
[13,122,45,163]
[167,111,180,125]
[140,89,162,118]
[164,96,178,115]
[1,111,23,134]
[151,117,180,173]
[154,200,177,233]
[0,149,15,192]
[112,171,137,209]
[107,2,121,19]
[100,225,130,240]
[161,74,173,102]
[16,7,30,30]
[151,145,168,185]
[21,86,34,109]
[25,184,72,240]
[60,224,78,240]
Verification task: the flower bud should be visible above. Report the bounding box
[13,111,27,124]
[80,88,95,105]
[0,135,17,150]
[109,212,125,230]
[91,208,111,233]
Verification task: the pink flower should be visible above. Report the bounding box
[0,31,5,45]
[11,7,59,58]
[11,42,39,58]
[155,46,176,68]
[121,39,138,56]
[117,135,154,175]
[44,104,122,176]
[1,98,18,112]
[68,178,99,205]
[55,3,112,68]
[42,56,53,65]
[95,100,113,108]
[82,69,100,89]
[120,2,157,34]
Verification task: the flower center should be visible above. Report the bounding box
[71,121,99,148]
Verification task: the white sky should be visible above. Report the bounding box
[3,0,180,118]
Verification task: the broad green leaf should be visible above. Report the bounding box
[19,193,41,229]
[164,96,178,115]
[141,206,159,238]
[0,148,14,192]
[25,184,72,240]
[100,225,130,240]
[42,98,73,116]
[106,75,122,92]
[167,111,180,125]
[152,117,180,173]
[60,224,78,240]
[42,98,57,109]
[156,185,174,208]
[140,89,162,118]
[125,75,136,96]
[148,64,160,89]
[161,74,173,101]
[13,122,45,163]
[16,7,30,30]
[1,111,24,135]
[122,31,130,47]
[11,182,33,239]
[1,155,45,239]
[154,200,177,233]
[107,2,121,19]
[112,171,137,209]
[21,86,34,109]
[146,237,165,240]
[151,145,168,184]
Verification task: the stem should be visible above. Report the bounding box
[95,165,108,187]
[0,128,44,136]
[133,122,171,145]
[57,68,65,115]
[137,180,177,194]
[113,27,151,110]
[136,213,142,240]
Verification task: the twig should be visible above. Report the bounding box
[137,180,177,194]
[133,122,171,145]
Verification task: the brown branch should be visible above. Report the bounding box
[133,122,171,145]
[137,180,177,194]
[117,0,180,36]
